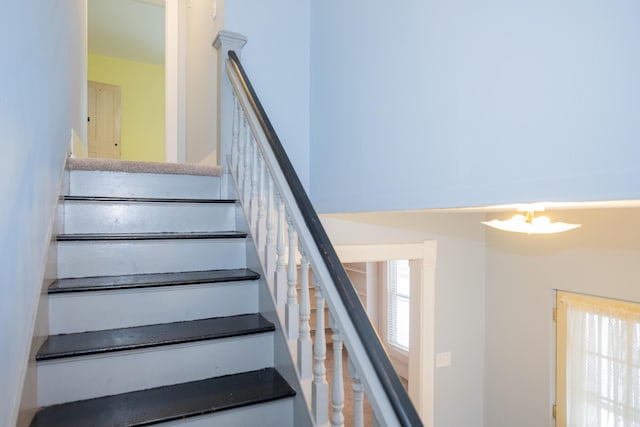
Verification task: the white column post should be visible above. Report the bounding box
[164,0,187,163]
[330,317,345,427]
[348,358,365,427]
[213,31,247,196]
[312,280,329,425]
[243,135,253,207]
[285,217,299,340]
[365,261,379,327]
[237,116,247,194]
[264,175,276,276]
[249,143,260,232]
[230,94,239,174]
[297,246,312,379]
[256,156,266,251]
[275,195,287,306]
[165,0,187,163]
[410,251,437,427]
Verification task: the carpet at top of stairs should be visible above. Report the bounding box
[67,157,223,177]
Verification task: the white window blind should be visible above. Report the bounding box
[387,259,410,352]
[557,291,640,427]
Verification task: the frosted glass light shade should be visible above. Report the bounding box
[482,213,581,234]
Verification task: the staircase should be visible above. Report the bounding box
[27,37,424,427]
[29,159,297,427]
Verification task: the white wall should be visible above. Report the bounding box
[310,1,640,213]
[322,212,486,427]
[484,208,640,427]
[223,0,311,189]
[0,1,86,425]
[186,0,220,164]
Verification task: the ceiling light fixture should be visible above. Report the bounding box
[481,205,581,234]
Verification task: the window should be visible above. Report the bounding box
[556,291,640,427]
[386,259,411,352]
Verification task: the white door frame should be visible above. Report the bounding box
[165,0,186,163]
[334,241,436,427]
[83,0,186,163]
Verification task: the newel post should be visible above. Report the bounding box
[214,31,247,197]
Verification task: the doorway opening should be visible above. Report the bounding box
[335,241,437,423]
[87,0,166,162]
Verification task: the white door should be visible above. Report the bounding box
[88,81,121,159]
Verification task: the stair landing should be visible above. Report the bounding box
[66,158,222,177]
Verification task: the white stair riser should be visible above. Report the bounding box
[61,201,236,234]
[49,281,259,334]
[67,170,222,199]
[159,398,294,427]
[37,333,274,407]
[57,239,247,278]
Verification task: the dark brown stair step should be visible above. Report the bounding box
[48,268,260,294]
[29,368,295,427]
[36,314,274,361]
[56,231,247,241]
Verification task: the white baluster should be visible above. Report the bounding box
[230,93,239,173]
[275,195,287,306]
[221,94,238,194]
[249,142,259,231]
[236,114,245,190]
[312,282,329,425]
[297,246,312,379]
[264,174,275,277]
[243,133,252,207]
[285,216,299,341]
[239,118,249,198]
[256,155,266,252]
[331,319,344,427]
[348,358,364,427]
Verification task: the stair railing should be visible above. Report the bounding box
[223,50,423,427]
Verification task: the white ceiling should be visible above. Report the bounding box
[88,0,165,65]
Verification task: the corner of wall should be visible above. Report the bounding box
[70,128,88,159]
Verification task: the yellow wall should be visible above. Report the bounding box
[88,54,165,161]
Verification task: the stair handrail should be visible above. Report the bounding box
[224,50,423,426]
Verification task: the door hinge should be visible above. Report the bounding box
[553,307,558,322]
[553,404,557,419]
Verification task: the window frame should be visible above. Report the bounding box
[379,260,411,371]
[386,259,411,353]
[556,290,640,427]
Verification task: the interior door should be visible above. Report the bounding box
[88,81,121,159]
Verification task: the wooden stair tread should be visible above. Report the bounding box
[36,314,274,361]
[48,268,260,294]
[30,368,295,427]
[61,195,237,204]
[56,231,247,241]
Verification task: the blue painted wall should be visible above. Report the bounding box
[310,1,640,212]
[0,1,86,424]
[225,0,311,190]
